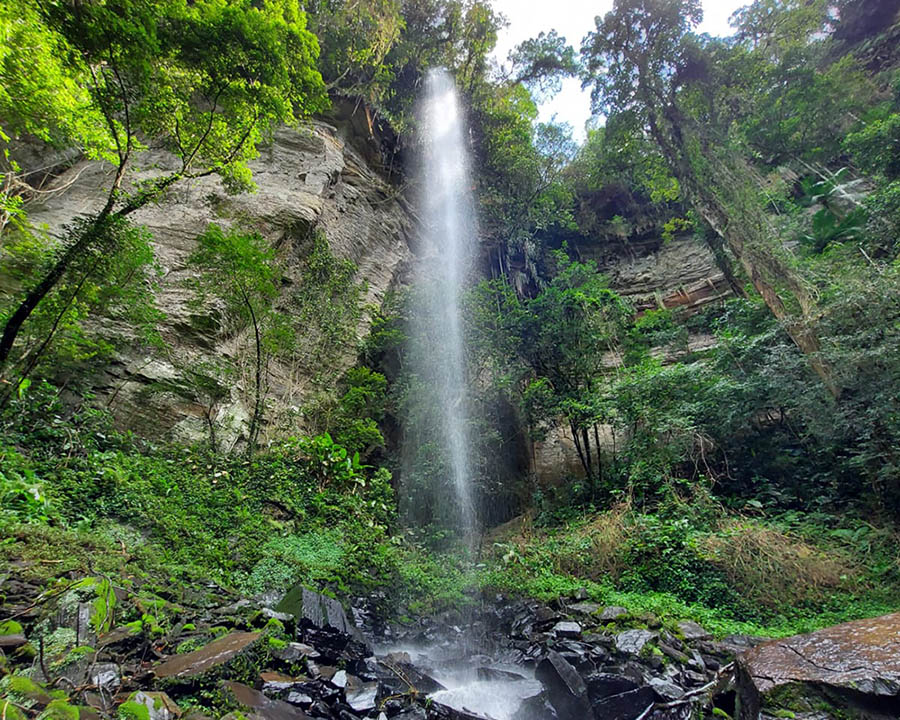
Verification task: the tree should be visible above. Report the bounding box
[188,225,287,454]
[582,0,839,396]
[470,252,631,486]
[0,0,326,375]
[507,30,579,101]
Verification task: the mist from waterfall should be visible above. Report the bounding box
[403,68,477,538]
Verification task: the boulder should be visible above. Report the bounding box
[735,612,900,720]
[584,673,639,703]
[153,631,260,680]
[676,621,710,642]
[600,607,629,622]
[591,687,656,720]
[223,681,311,720]
[569,602,602,616]
[535,650,592,719]
[648,677,685,701]
[0,634,27,648]
[615,630,656,655]
[276,586,357,637]
[259,671,296,694]
[552,621,582,639]
[344,675,378,713]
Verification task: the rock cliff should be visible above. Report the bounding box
[22,103,413,446]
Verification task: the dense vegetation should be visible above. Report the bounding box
[2,0,900,660]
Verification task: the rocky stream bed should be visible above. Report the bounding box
[2,570,900,720]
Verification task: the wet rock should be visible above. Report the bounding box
[516,694,560,720]
[615,630,656,655]
[648,677,685,701]
[130,691,182,720]
[535,650,592,719]
[391,707,427,720]
[532,606,562,631]
[272,641,319,663]
[90,663,121,692]
[657,642,690,665]
[552,622,582,639]
[284,692,313,707]
[585,673,639,703]
[592,686,656,720]
[476,666,528,682]
[600,606,629,622]
[572,588,589,601]
[569,602,601,616]
[153,631,261,680]
[259,671,296,694]
[676,621,710,642]
[735,612,900,720]
[372,657,445,695]
[223,681,311,720]
[344,676,377,713]
[276,585,357,638]
[330,669,348,688]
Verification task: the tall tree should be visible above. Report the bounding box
[582,0,839,396]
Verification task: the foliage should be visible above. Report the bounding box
[188,224,285,451]
[0,382,404,600]
[469,251,631,485]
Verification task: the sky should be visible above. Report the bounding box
[489,0,749,141]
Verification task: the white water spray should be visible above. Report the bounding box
[406,68,478,537]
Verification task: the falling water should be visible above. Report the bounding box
[406,68,478,538]
[391,69,541,720]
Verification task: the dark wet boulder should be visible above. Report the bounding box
[584,673,639,703]
[371,657,445,696]
[153,631,261,681]
[344,675,378,713]
[535,650,592,719]
[591,686,656,720]
[734,612,900,720]
[515,694,559,720]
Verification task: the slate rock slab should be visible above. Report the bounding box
[223,681,310,720]
[592,686,656,720]
[600,606,629,622]
[535,650,592,719]
[676,621,711,641]
[276,585,357,638]
[569,602,601,616]
[552,621,582,639]
[615,629,656,655]
[735,612,900,720]
[154,631,260,679]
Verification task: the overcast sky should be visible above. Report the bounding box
[489,0,748,141]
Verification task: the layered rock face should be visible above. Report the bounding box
[530,233,729,486]
[23,105,412,445]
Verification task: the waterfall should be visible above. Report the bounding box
[404,68,477,538]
